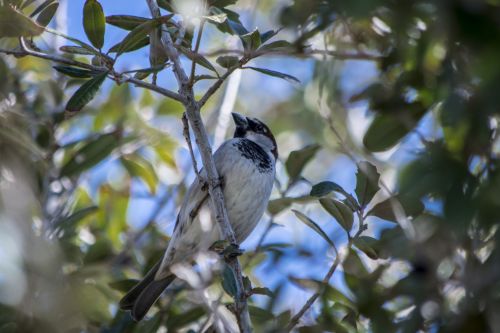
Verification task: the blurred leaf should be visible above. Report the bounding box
[105,15,148,30]
[156,98,184,116]
[260,29,279,43]
[35,0,58,27]
[121,154,158,194]
[289,277,321,291]
[108,279,139,292]
[292,210,335,248]
[343,250,368,277]
[319,198,354,232]
[324,285,356,311]
[60,132,119,176]
[310,181,345,197]
[84,238,114,264]
[216,55,239,68]
[53,65,97,78]
[203,13,227,24]
[221,263,237,297]
[178,46,218,74]
[240,29,261,51]
[251,287,273,297]
[267,195,313,215]
[59,45,94,55]
[66,71,107,112]
[285,144,320,181]
[363,113,411,152]
[0,4,44,37]
[249,306,274,322]
[194,74,217,81]
[259,40,294,52]
[246,66,300,83]
[353,236,379,260]
[355,161,380,208]
[209,0,238,7]
[167,307,205,330]
[367,194,424,222]
[83,0,105,49]
[46,26,99,54]
[54,206,98,231]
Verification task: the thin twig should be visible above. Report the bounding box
[189,19,205,86]
[182,112,200,177]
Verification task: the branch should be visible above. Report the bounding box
[189,19,205,86]
[145,1,252,332]
[182,113,200,177]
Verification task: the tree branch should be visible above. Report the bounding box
[145,1,252,332]
[189,19,205,86]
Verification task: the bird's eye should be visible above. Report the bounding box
[256,125,264,132]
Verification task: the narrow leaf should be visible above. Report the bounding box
[35,0,58,27]
[292,210,335,248]
[246,66,300,83]
[310,181,345,197]
[319,198,354,232]
[59,45,94,55]
[53,65,97,78]
[178,46,218,74]
[83,0,105,49]
[66,71,107,112]
[108,279,139,292]
[258,40,294,52]
[260,29,278,43]
[285,144,320,181]
[114,19,159,56]
[0,5,44,37]
[30,0,55,17]
[221,263,237,297]
[105,15,148,30]
[54,206,98,230]
[109,35,149,54]
[355,161,380,208]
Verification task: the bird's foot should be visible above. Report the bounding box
[201,176,224,192]
[209,240,243,259]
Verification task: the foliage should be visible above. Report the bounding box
[1,0,500,332]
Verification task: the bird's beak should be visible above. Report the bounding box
[231,112,248,128]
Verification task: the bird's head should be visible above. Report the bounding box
[232,112,278,158]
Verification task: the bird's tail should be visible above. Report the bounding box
[119,260,176,321]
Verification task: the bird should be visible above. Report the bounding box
[119,112,277,321]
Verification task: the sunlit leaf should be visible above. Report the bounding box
[83,0,105,49]
[0,5,44,37]
[65,71,107,112]
[251,287,273,297]
[121,154,158,194]
[355,161,380,208]
[319,198,354,232]
[245,66,300,83]
[113,19,159,56]
[292,210,335,248]
[285,144,320,181]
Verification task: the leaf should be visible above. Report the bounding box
[310,181,345,197]
[30,0,56,17]
[60,132,119,176]
[353,236,379,260]
[53,65,97,78]
[221,263,237,297]
[0,5,44,37]
[319,198,354,232]
[59,45,95,55]
[166,307,205,329]
[267,195,313,215]
[114,19,159,56]
[260,29,278,43]
[251,287,273,297]
[109,35,149,54]
[35,0,58,27]
[289,277,322,291]
[258,40,294,52]
[45,27,99,54]
[249,306,274,322]
[216,55,239,68]
[367,194,424,222]
[203,13,227,24]
[194,74,217,82]
[292,210,335,248]
[178,46,218,74]
[54,206,98,231]
[207,7,248,35]
[121,155,158,194]
[83,0,105,49]
[324,285,356,311]
[156,97,184,116]
[285,144,320,181]
[246,66,300,83]
[355,161,380,208]
[66,71,107,112]
[363,113,410,152]
[105,15,148,30]
[108,279,139,292]
[240,29,261,51]
[84,238,114,264]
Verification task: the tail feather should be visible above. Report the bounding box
[119,260,175,320]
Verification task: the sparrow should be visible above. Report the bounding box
[119,113,277,321]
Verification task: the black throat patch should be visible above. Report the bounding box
[234,139,273,173]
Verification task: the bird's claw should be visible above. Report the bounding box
[209,240,243,260]
[201,176,224,192]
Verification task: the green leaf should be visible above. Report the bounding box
[53,65,97,78]
[166,307,205,330]
[207,7,247,35]
[178,46,218,74]
[258,40,294,52]
[59,45,95,55]
[209,0,238,7]
[156,97,184,116]
[114,19,160,56]
[66,71,107,112]
[285,144,320,181]
[221,263,237,297]
[216,55,239,68]
[60,132,119,176]
[367,194,424,222]
[108,279,139,292]
[105,15,148,30]
[240,29,261,51]
[355,161,380,208]
[54,205,98,231]
[289,277,322,291]
[0,5,44,37]
[324,285,356,311]
[83,0,105,49]
[30,0,56,17]
[310,181,345,197]
[35,0,58,27]
[292,210,335,248]
[46,27,99,55]
[363,113,410,152]
[319,198,354,232]
[84,238,114,264]
[251,287,273,297]
[121,155,158,194]
[267,195,313,215]
[194,74,217,82]
[249,306,274,322]
[260,29,278,43]
[109,35,149,54]
[246,66,300,83]
[353,236,379,260]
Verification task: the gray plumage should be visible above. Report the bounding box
[120,113,277,321]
